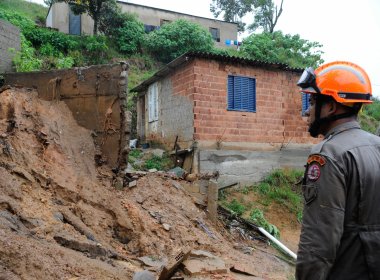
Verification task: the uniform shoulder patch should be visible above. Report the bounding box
[307,154,326,166]
[306,154,326,182]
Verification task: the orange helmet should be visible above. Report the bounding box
[297,61,372,104]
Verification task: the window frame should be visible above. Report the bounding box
[227,75,256,113]
[148,82,158,122]
[209,27,220,42]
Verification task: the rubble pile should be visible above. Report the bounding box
[0,87,294,279]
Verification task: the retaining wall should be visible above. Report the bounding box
[0,20,21,73]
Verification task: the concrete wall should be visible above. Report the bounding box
[120,3,238,48]
[200,148,310,187]
[3,63,129,167]
[46,3,92,35]
[138,61,196,149]
[46,2,237,48]
[0,20,20,73]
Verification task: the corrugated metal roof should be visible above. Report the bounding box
[131,51,303,93]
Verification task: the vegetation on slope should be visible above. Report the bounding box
[221,168,304,238]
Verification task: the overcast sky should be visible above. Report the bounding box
[30,0,380,98]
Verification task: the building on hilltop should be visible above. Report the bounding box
[45,1,238,49]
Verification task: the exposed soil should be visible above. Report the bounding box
[0,87,297,279]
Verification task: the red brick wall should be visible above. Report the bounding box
[183,58,316,145]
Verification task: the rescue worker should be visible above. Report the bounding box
[296,61,380,280]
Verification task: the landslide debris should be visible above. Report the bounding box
[0,87,294,279]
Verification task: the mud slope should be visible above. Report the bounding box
[0,88,293,279]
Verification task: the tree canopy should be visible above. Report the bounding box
[239,31,324,68]
[210,0,283,33]
[144,19,214,63]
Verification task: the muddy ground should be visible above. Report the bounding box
[0,87,298,279]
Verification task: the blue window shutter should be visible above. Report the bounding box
[227,75,234,110]
[227,75,256,112]
[302,92,309,115]
[234,76,243,109]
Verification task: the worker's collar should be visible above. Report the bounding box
[324,120,361,139]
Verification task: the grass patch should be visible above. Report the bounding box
[0,0,47,24]
[225,199,246,216]
[254,169,304,221]
[143,153,173,171]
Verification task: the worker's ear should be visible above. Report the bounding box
[325,100,337,116]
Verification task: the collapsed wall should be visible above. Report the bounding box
[2,63,129,168]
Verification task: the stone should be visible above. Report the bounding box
[162,223,171,231]
[148,168,158,173]
[185,173,197,182]
[189,250,215,259]
[132,270,156,280]
[137,256,167,268]
[128,180,137,188]
[168,167,187,178]
[170,179,183,190]
[12,167,35,183]
[183,256,227,276]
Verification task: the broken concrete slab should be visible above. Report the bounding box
[169,179,184,191]
[230,264,258,276]
[53,234,108,258]
[183,255,227,276]
[132,270,156,280]
[138,256,167,268]
[158,250,190,280]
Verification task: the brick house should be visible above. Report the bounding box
[132,52,316,183]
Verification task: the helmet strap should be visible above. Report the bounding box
[308,95,358,137]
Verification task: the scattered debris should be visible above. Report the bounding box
[132,270,156,280]
[167,167,187,178]
[158,250,190,280]
[183,250,227,276]
[137,256,167,268]
[230,263,257,276]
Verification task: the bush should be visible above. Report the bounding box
[12,35,42,72]
[114,15,145,55]
[145,19,214,63]
[81,35,109,65]
[0,10,35,30]
[226,199,246,216]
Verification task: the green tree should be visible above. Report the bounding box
[210,0,252,32]
[249,0,283,33]
[145,19,214,63]
[210,0,283,33]
[45,0,116,34]
[97,3,145,55]
[240,31,324,68]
